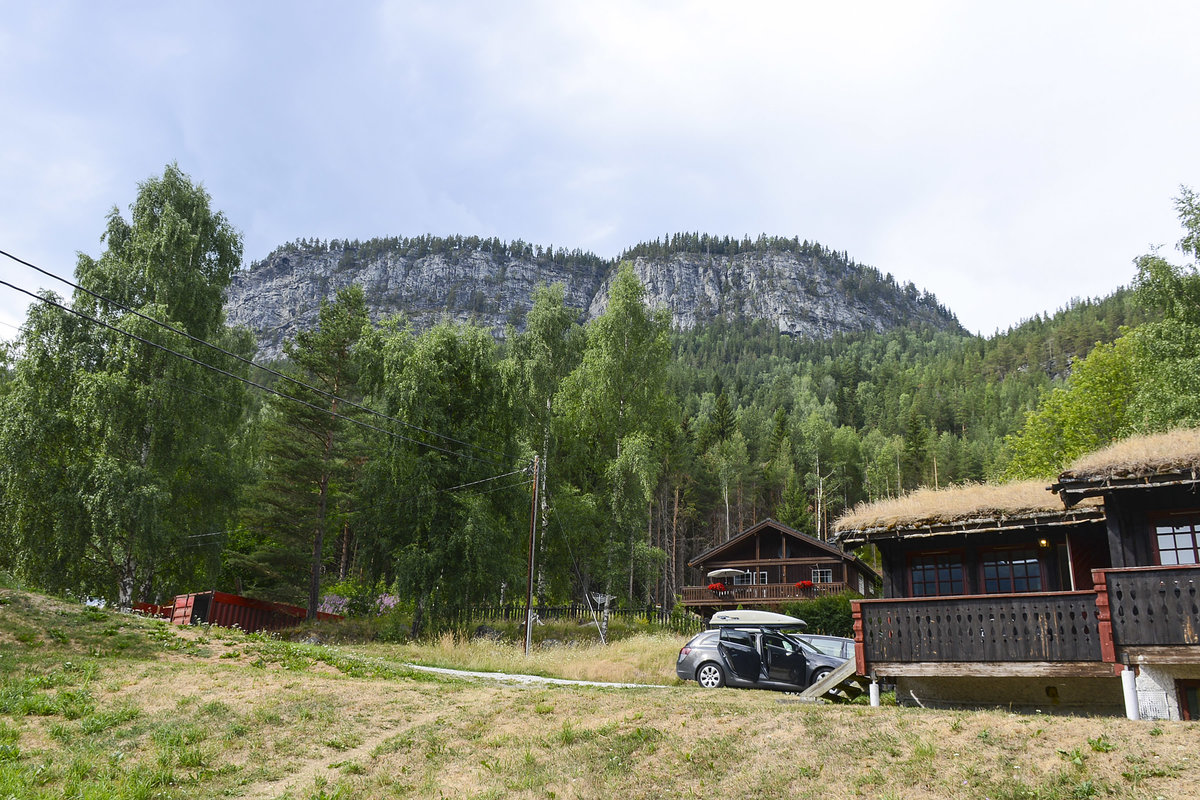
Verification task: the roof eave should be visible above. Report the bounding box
[836,507,1106,546]
[1052,470,1200,506]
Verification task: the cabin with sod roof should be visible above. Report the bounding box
[835,429,1200,720]
[680,518,880,618]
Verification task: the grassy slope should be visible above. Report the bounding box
[0,588,1195,800]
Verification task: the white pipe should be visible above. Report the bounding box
[869,679,881,707]
[1121,667,1140,720]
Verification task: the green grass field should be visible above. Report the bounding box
[0,586,1195,799]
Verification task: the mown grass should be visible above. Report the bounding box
[0,585,1196,799]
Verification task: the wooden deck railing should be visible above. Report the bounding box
[854,592,1104,664]
[1098,565,1200,648]
[680,582,846,605]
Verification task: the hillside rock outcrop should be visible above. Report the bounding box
[225,236,960,359]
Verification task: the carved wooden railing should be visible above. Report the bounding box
[1098,566,1200,648]
[680,582,846,604]
[854,592,1104,665]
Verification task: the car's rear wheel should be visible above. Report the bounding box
[808,667,832,687]
[696,662,725,688]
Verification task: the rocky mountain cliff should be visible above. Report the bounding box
[225,234,961,358]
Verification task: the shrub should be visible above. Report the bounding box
[779,592,858,637]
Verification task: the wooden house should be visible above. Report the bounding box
[680,518,880,617]
[835,430,1200,720]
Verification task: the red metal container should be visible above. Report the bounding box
[169,591,341,632]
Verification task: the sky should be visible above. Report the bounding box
[2,1,1199,339]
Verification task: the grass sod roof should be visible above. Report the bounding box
[1055,428,1200,487]
[832,480,1103,544]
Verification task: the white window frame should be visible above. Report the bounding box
[811,567,833,584]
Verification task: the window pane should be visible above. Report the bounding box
[1179,550,1198,565]
[1177,533,1196,549]
[1162,551,1179,565]
[1160,533,1177,551]
[981,550,1040,594]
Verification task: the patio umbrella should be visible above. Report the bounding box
[706,568,746,579]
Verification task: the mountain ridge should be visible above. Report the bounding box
[225,234,962,358]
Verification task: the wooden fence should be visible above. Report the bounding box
[452,604,704,636]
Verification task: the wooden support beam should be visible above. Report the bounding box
[868,661,1116,678]
[1123,646,1200,665]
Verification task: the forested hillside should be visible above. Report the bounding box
[1,165,1191,638]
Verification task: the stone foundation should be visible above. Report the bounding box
[895,676,1124,715]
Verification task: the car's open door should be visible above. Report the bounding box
[761,631,806,685]
[718,628,761,682]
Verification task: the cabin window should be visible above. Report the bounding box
[811,567,833,584]
[909,553,964,596]
[980,548,1042,593]
[1153,512,1200,566]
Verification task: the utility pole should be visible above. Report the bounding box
[524,456,540,656]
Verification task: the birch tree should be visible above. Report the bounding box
[0,164,248,604]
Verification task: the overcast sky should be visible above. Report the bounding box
[3,1,1199,339]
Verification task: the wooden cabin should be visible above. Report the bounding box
[835,430,1200,720]
[681,518,880,617]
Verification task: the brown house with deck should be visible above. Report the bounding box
[835,430,1200,720]
[681,518,880,618]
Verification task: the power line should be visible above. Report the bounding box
[440,468,530,493]
[0,247,511,462]
[0,275,508,468]
[466,478,535,497]
[180,466,535,548]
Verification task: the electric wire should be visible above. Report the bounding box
[0,274,508,467]
[182,465,536,544]
[440,468,529,493]
[463,478,535,497]
[0,247,511,461]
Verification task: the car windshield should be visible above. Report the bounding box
[798,637,846,657]
[786,634,822,655]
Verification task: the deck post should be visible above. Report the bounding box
[1092,568,1116,663]
[851,600,867,676]
[1121,664,1140,720]
[869,677,880,707]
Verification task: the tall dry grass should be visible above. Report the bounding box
[1062,427,1200,480]
[835,480,1100,535]
[355,630,688,684]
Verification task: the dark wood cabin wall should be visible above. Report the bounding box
[1067,525,1111,588]
[874,528,1096,599]
[1105,485,1200,568]
[1105,501,1139,568]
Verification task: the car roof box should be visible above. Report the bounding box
[709,610,806,628]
